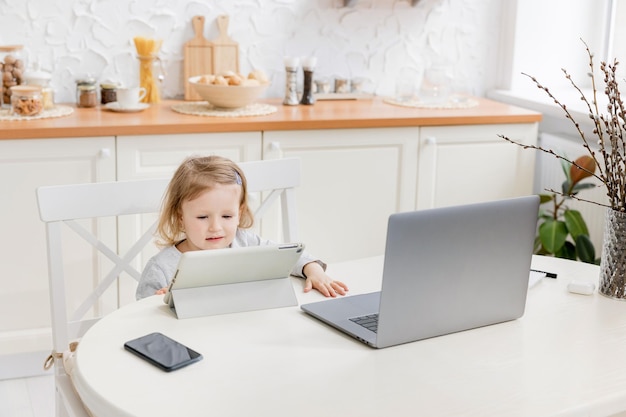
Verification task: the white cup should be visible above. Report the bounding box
[116,87,147,108]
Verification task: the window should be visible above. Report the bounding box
[501,0,612,92]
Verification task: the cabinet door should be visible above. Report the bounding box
[263,128,419,263]
[416,123,538,209]
[0,137,115,378]
[116,133,262,305]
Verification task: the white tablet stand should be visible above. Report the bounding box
[169,277,298,319]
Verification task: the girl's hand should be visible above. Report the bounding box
[155,287,168,295]
[303,261,348,298]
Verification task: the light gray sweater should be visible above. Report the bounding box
[135,229,323,299]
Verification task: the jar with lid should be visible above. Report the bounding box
[10,85,43,117]
[100,82,118,105]
[0,45,26,106]
[23,65,54,110]
[76,77,97,108]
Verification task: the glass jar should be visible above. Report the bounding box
[23,66,54,110]
[10,85,43,117]
[76,77,97,108]
[136,54,163,103]
[334,77,351,94]
[100,83,118,105]
[0,45,26,106]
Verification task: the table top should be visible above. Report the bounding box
[72,255,626,417]
[0,97,541,140]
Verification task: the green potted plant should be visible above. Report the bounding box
[535,154,598,264]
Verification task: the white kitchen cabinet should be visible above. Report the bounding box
[263,128,420,263]
[264,123,538,263]
[115,132,262,305]
[416,123,538,209]
[0,137,115,379]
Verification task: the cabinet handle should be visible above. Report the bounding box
[269,141,281,151]
[424,137,437,145]
[99,148,111,158]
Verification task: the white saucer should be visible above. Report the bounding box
[103,102,150,112]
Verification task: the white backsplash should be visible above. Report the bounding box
[0,0,502,103]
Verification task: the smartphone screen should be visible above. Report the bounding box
[124,332,203,372]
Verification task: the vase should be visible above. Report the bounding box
[598,208,626,299]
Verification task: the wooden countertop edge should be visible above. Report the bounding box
[0,97,542,140]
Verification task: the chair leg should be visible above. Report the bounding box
[56,387,69,417]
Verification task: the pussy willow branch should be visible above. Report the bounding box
[502,39,626,212]
[518,70,607,185]
[544,187,612,209]
[498,135,602,183]
[599,59,626,209]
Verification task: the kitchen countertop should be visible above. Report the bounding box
[0,97,541,140]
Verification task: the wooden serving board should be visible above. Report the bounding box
[211,15,239,76]
[184,15,213,100]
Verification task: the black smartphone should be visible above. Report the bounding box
[124,332,203,372]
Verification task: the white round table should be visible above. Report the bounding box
[72,256,626,417]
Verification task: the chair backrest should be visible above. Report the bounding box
[37,157,300,358]
[241,157,300,243]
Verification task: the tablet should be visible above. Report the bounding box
[163,243,304,306]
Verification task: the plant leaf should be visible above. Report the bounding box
[571,182,596,193]
[539,212,553,220]
[564,209,589,238]
[556,241,577,260]
[539,219,568,253]
[575,234,596,264]
[561,180,571,195]
[533,236,544,254]
[539,194,554,204]
[570,155,596,185]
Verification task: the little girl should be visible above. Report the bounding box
[136,155,349,300]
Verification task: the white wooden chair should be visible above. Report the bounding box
[37,157,300,417]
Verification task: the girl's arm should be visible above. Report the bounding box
[234,229,348,297]
[302,261,349,298]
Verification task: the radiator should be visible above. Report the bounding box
[535,133,608,257]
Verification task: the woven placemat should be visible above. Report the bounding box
[0,105,74,121]
[383,97,479,109]
[171,102,277,117]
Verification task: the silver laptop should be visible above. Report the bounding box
[301,196,540,349]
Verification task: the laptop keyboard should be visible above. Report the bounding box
[349,314,379,333]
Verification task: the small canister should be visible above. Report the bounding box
[23,66,54,110]
[76,77,97,108]
[315,78,331,94]
[334,77,351,94]
[10,85,43,117]
[100,83,118,105]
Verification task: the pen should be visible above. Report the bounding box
[531,269,558,279]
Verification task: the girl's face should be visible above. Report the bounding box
[178,183,241,252]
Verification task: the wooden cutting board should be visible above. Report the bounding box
[184,15,213,100]
[211,15,239,75]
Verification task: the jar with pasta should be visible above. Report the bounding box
[133,37,163,103]
[0,45,26,107]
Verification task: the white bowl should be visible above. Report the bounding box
[189,76,269,108]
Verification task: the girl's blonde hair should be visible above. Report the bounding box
[156,155,253,247]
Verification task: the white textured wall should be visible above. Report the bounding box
[0,0,502,103]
